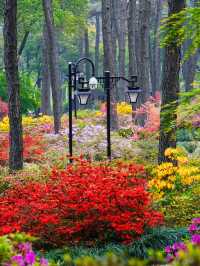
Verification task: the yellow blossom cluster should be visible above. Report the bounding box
[0,115,53,132]
[177,166,200,185]
[149,148,200,200]
[149,162,176,195]
[164,147,188,163]
[117,102,132,115]
[95,111,103,117]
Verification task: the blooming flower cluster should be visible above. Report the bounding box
[0,234,49,266]
[0,160,163,246]
[4,243,48,266]
[99,102,132,116]
[132,92,160,140]
[165,217,200,262]
[0,98,8,120]
[0,115,53,132]
[70,124,139,160]
[149,148,200,200]
[0,134,46,166]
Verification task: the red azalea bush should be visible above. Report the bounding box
[0,98,8,119]
[0,134,46,165]
[0,160,163,247]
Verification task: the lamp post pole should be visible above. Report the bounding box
[68,62,73,163]
[104,71,111,160]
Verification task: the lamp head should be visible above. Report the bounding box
[127,87,141,104]
[77,89,91,105]
[89,77,98,90]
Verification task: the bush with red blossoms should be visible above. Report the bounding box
[0,134,46,166]
[0,160,163,247]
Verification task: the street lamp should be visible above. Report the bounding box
[68,58,142,162]
[77,89,91,105]
[127,87,141,104]
[89,77,98,90]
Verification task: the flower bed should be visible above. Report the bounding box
[0,134,46,166]
[0,160,163,247]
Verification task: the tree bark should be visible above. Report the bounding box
[102,0,118,130]
[182,40,198,91]
[128,0,137,77]
[18,31,30,58]
[42,0,61,134]
[95,14,100,76]
[41,25,51,115]
[84,28,90,80]
[110,0,118,74]
[138,0,152,103]
[4,0,23,171]
[158,0,186,164]
[151,0,162,94]
[182,0,199,91]
[114,0,127,100]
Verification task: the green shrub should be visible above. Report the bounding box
[118,128,133,138]
[161,184,200,227]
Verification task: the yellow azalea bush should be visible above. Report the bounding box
[117,102,132,115]
[149,147,200,200]
[98,102,132,116]
[0,115,53,132]
[0,116,9,132]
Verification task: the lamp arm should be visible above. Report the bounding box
[75,57,95,76]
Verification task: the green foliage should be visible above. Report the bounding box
[118,128,133,138]
[44,227,188,263]
[44,242,200,266]
[161,183,200,228]
[132,137,158,165]
[160,6,200,59]
[0,71,40,114]
[178,88,200,126]
[177,128,200,142]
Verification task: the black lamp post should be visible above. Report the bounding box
[68,58,141,162]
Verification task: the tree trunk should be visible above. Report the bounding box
[102,0,118,130]
[182,0,199,91]
[41,25,51,115]
[95,14,100,76]
[118,0,126,79]
[84,28,90,80]
[138,0,152,103]
[110,0,118,74]
[151,0,162,94]
[114,0,127,100]
[128,0,137,77]
[182,40,198,91]
[42,0,61,134]
[4,0,23,171]
[158,0,186,164]
[18,31,29,58]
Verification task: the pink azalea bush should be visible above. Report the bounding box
[165,217,200,262]
[0,98,8,120]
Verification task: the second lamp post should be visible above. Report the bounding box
[68,57,141,162]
